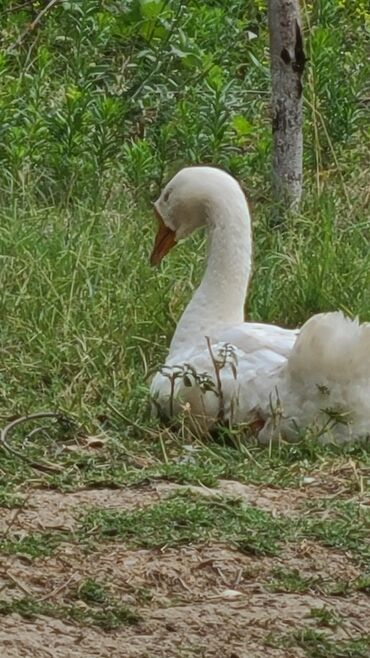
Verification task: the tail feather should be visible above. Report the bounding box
[272,311,370,442]
[288,312,370,384]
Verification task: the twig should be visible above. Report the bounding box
[6,0,61,53]
[2,1,35,13]
[7,573,33,596]
[0,412,65,473]
[205,337,225,421]
[2,492,32,539]
[106,400,156,437]
[22,426,52,448]
[37,572,77,602]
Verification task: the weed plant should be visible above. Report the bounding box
[0,0,368,431]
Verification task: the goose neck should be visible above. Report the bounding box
[169,194,251,357]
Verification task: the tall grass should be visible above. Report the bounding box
[1,178,369,425]
[0,0,369,427]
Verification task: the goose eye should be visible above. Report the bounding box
[164,190,171,202]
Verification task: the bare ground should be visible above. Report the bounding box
[0,480,369,657]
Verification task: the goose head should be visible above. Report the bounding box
[150,166,244,265]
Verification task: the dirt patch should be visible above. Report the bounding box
[0,485,165,535]
[188,479,333,514]
[161,478,369,515]
[1,478,367,539]
[0,540,364,604]
[1,480,369,657]
[0,611,306,658]
[0,582,368,657]
[1,541,368,657]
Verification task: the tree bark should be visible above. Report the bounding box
[267,0,306,213]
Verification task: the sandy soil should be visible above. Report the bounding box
[0,480,369,657]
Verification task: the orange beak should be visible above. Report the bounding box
[150,209,176,266]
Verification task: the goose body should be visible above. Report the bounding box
[150,167,370,443]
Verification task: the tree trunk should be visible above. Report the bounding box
[267,0,306,213]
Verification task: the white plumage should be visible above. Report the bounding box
[149,166,370,443]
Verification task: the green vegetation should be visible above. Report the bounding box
[3,487,369,566]
[0,486,24,508]
[269,629,370,658]
[77,578,110,605]
[0,0,368,431]
[269,566,370,597]
[0,530,71,558]
[308,606,343,629]
[268,567,318,594]
[1,424,369,495]
[1,416,370,503]
[301,500,370,561]
[81,491,286,554]
[0,595,140,630]
[79,490,370,561]
[0,2,369,654]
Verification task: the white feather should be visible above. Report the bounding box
[150,167,370,443]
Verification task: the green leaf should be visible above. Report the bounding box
[232,115,253,137]
[140,0,163,19]
[206,65,224,90]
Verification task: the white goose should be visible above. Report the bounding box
[150,166,370,443]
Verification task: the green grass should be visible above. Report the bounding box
[0,0,368,432]
[269,567,370,597]
[77,578,110,605]
[269,629,370,658]
[0,531,72,559]
[4,484,368,565]
[308,606,343,629]
[0,486,24,508]
[79,490,370,560]
[301,500,370,561]
[81,491,286,555]
[0,595,140,630]
[268,567,319,594]
[1,428,369,495]
[293,629,370,658]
